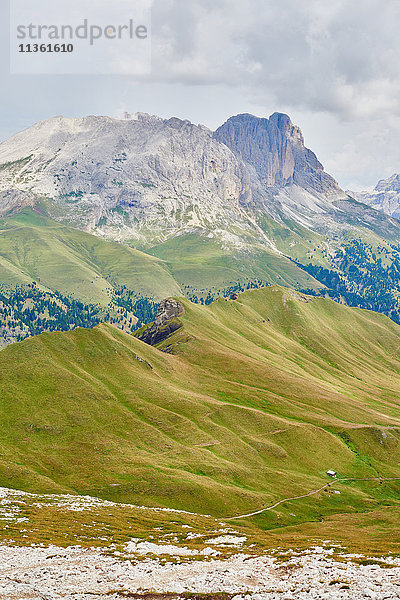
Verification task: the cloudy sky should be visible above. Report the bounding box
[2,0,400,190]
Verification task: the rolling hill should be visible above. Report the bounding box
[0,287,399,529]
[0,208,181,345]
[0,208,179,303]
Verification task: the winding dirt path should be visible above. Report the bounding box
[226,476,400,520]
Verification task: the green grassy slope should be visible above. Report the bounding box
[147,233,323,299]
[0,286,399,527]
[0,210,324,307]
[0,209,180,304]
[0,209,324,342]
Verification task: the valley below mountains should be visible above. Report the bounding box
[1,287,400,531]
[1,111,400,596]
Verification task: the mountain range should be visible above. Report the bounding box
[0,111,344,244]
[2,111,400,344]
[352,173,400,220]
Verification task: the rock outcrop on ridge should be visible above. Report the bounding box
[136,298,185,346]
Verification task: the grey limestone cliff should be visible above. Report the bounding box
[214,112,342,196]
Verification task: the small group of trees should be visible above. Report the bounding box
[183,279,268,305]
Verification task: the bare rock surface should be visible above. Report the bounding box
[0,111,350,249]
[214,113,342,196]
[137,298,185,346]
[0,487,399,600]
[351,174,400,220]
[0,544,400,600]
[0,114,256,248]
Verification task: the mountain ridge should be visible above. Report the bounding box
[0,110,349,248]
[0,110,395,253]
[0,286,399,523]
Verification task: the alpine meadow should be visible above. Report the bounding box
[1,108,400,598]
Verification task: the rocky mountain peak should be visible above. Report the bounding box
[214,112,341,196]
[269,112,304,145]
[375,173,400,193]
[351,173,400,220]
[0,110,348,247]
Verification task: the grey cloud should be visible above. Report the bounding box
[151,0,400,121]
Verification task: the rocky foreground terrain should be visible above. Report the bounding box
[1,542,399,599]
[0,487,399,600]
